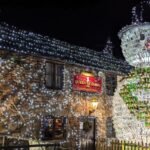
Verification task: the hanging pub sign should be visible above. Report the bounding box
[73,71,102,94]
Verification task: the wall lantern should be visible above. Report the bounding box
[89,98,99,115]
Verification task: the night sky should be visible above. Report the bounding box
[0,0,148,59]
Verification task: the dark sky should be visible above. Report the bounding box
[0,0,147,59]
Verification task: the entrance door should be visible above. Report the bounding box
[79,116,96,150]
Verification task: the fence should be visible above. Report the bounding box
[80,140,95,150]
[96,139,150,150]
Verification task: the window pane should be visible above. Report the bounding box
[46,75,52,87]
[55,76,61,88]
[45,62,54,87]
[45,62,63,89]
[55,64,63,89]
[105,73,117,96]
[46,63,53,75]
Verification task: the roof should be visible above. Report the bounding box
[0,23,132,74]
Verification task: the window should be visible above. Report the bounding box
[45,62,63,89]
[41,115,67,140]
[105,73,117,96]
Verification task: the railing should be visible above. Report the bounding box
[96,139,150,150]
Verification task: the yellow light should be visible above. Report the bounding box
[81,71,94,77]
[89,98,99,115]
[91,101,99,110]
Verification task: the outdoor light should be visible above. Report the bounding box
[112,1,150,144]
[81,71,94,77]
[118,22,150,68]
[89,98,99,115]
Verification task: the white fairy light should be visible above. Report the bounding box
[114,1,150,143]
[0,54,106,148]
[119,0,150,68]
[113,77,150,143]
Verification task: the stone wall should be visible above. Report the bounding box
[0,52,115,147]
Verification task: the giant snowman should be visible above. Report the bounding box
[113,1,150,143]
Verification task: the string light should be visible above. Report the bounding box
[0,16,131,148]
[113,76,150,144]
[118,1,150,68]
[0,53,106,148]
[0,22,131,75]
[114,1,150,144]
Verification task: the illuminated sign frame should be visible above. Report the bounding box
[73,72,102,94]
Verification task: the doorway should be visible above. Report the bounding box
[79,116,96,150]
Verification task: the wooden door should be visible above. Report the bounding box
[79,116,96,150]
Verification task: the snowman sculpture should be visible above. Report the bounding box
[113,1,150,143]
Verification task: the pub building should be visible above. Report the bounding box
[0,23,132,149]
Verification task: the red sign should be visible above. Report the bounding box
[73,73,102,94]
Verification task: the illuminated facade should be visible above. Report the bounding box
[0,23,131,148]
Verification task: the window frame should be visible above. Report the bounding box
[45,61,64,90]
